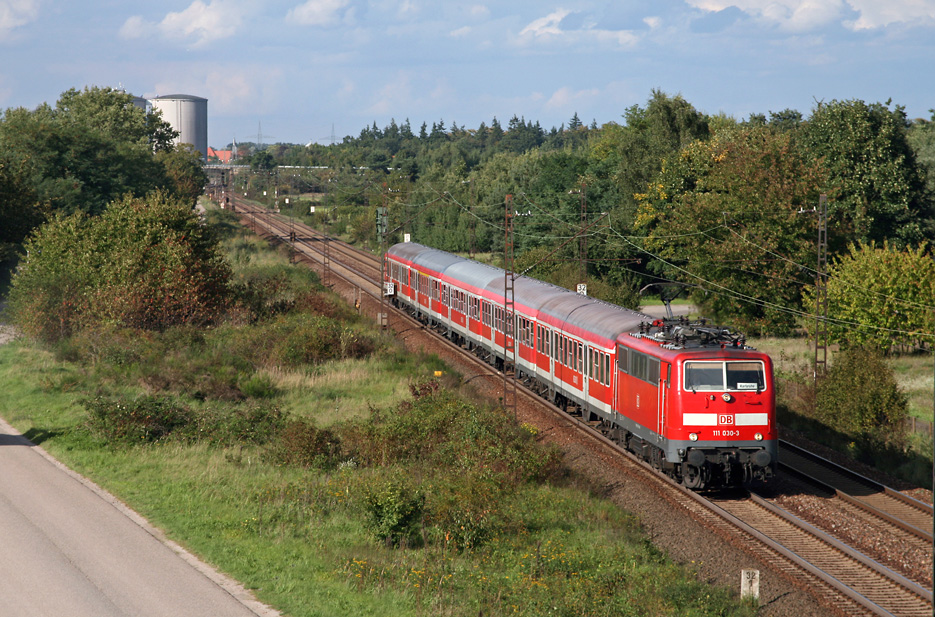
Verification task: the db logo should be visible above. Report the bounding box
[718,414,734,425]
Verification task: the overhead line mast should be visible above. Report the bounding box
[503,194,517,419]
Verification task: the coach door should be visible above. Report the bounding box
[657,361,670,438]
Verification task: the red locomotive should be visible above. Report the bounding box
[385,242,776,490]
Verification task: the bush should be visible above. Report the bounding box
[816,346,909,449]
[804,242,935,353]
[233,313,378,368]
[267,419,342,469]
[84,395,192,445]
[8,192,232,341]
[363,480,425,548]
[186,402,286,446]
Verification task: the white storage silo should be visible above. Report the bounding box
[149,94,208,160]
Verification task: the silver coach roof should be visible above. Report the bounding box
[387,242,653,345]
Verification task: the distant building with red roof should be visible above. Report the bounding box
[208,147,233,164]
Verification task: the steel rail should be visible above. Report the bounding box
[778,439,933,541]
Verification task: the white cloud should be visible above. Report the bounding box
[450,25,472,37]
[686,0,935,31]
[686,0,844,31]
[287,0,352,26]
[846,0,935,29]
[518,9,639,49]
[0,0,40,40]
[118,15,149,40]
[151,64,284,117]
[544,86,601,111]
[467,5,489,19]
[159,1,241,45]
[519,9,571,38]
[203,70,255,114]
[120,1,243,46]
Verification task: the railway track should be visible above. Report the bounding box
[778,440,933,542]
[230,200,934,617]
[232,197,381,285]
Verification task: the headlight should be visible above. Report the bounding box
[722,393,732,402]
[689,433,698,442]
[754,432,763,441]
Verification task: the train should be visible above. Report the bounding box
[384,242,776,490]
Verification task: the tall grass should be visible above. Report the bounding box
[0,342,755,617]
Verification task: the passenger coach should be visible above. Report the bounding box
[385,242,776,489]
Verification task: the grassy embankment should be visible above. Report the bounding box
[0,204,754,617]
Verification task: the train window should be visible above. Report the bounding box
[727,362,766,391]
[684,362,724,391]
[684,361,766,392]
[617,345,629,374]
[603,353,610,386]
[544,329,550,357]
[577,342,582,372]
[621,349,660,384]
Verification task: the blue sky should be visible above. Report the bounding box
[1,0,933,148]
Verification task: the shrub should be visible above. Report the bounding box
[363,480,425,548]
[186,402,286,446]
[238,372,277,398]
[8,192,233,341]
[234,313,378,368]
[267,419,343,469]
[815,346,909,449]
[84,395,192,445]
[804,242,935,353]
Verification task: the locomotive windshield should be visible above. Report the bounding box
[684,361,766,392]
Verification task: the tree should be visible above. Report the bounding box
[0,87,180,217]
[635,125,826,334]
[799,99,931,248]
[156,145,209,208]
[590,90,710,227]
[55,86,177,150]
[907,111,935,240]
[0,155,44,263]
[250,150,276,172]
[803,241,935,353]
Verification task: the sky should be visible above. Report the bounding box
[1,0,934,149]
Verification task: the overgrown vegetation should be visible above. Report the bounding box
[2,83,933,614]
[0,203,755,616]
[7,193,233,340]
[771,341,931,487]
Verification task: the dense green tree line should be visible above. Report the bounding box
[251,91,933,341]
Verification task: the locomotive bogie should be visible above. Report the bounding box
[384,243,777,490]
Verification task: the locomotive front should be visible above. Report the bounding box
[638,320,777,490]
[667,332,776,489]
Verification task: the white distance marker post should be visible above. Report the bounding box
[741,569,760,601]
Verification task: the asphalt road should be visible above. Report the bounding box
[0,418,279,617]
